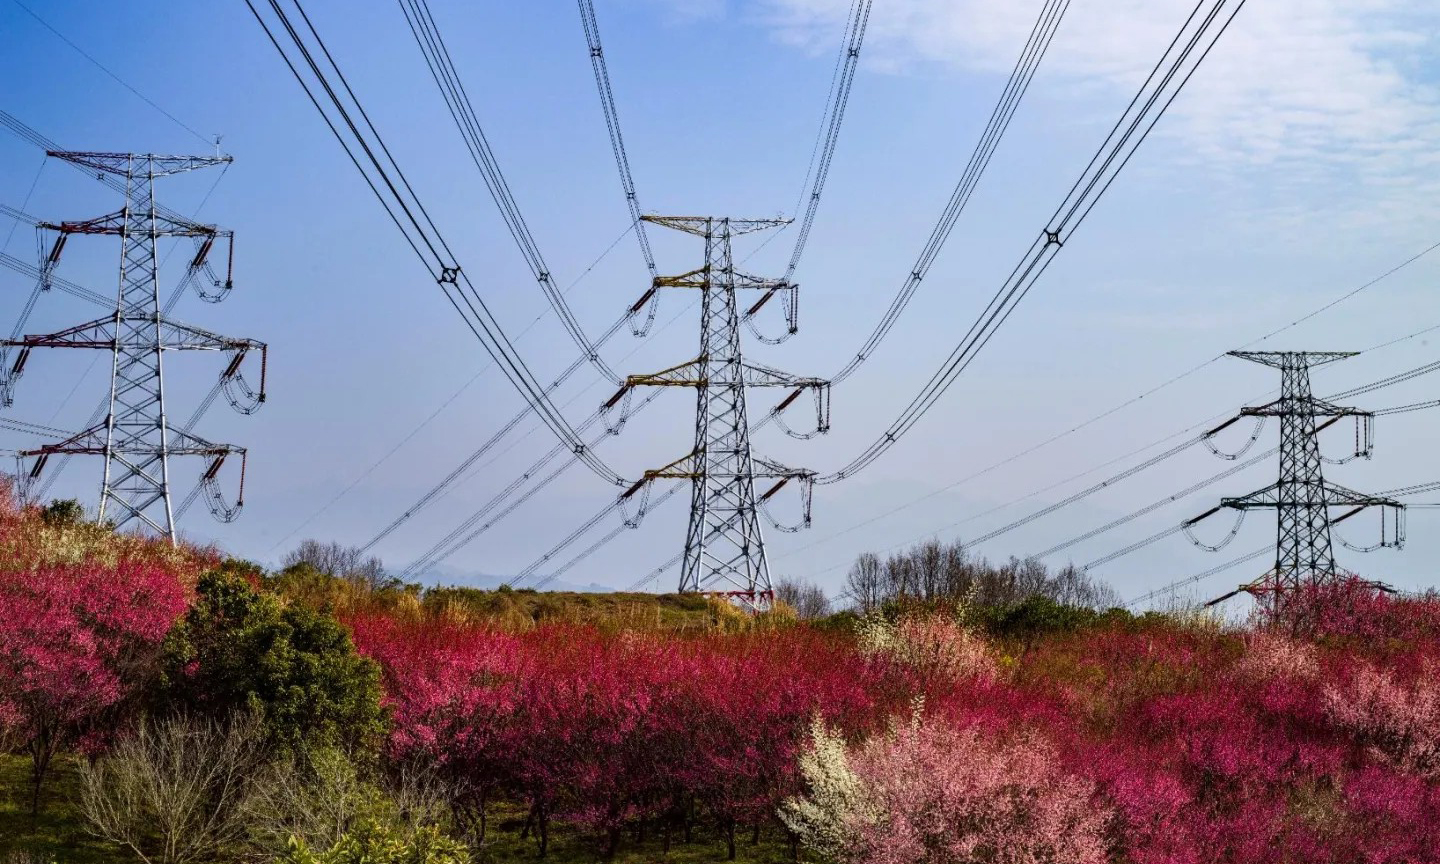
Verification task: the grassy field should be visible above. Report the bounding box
[0,754,804,864]
[476,800,804,863]
[0,754,123,864]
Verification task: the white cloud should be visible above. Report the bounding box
[755,0,1440,232]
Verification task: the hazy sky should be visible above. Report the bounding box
[2,0,1437,606]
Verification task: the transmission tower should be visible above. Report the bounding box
[0,151,266,542]
[1186,351,1403,616]
[615,216,828,607]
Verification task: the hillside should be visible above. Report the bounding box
[3,494,1440,863]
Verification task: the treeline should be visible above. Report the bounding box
[842,538,1120,612]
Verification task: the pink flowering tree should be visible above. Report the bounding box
[1325,660,1440,780]
[0,559,189,813]
[784,711,1110,864]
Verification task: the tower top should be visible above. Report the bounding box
[46,150,232,177]
[1228,351,1358,370]
[641,214,791,238]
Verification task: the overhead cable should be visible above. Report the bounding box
[817,0,1250,483]
[782,0,873,281]
[8,0,213,146]
[243,0,628,485]
[517,0,1074,585]
[789,346,1440,583]
[399,388,663,578]
[398,0,625,383]
[574,0,658,287]
[826,0,1070,385]
[1031,446,1276,560]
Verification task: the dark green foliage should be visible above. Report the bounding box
[415,587,724,630]
[269,561,347,603]
[38,498,85,527]
[976,595,1135,647]
[158,571,385,754]
[213,557,267,585]
[811,609,862,632]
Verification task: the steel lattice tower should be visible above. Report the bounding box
[1,151,265,542]
[1190,351,1403,616]
[619,216,827,607]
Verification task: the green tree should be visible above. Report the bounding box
[977,595,1120,650]
[158,570,385,753]
[38,498,85,526]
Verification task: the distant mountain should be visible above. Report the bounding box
[410,564,618,594]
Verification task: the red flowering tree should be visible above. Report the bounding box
[348,613,529,841]
[0,559,189,812]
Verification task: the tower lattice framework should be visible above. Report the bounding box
[1189,351,1403,615]
[1,151,265,542]
[620,216,827,606]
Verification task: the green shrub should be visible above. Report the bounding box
[276,819,469,864]
[38,499,84,527]
[977,596,1133,647]
[158,571,385,754]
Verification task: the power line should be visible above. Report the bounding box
[0,415,70,438]
[532,481,686,589]
[397,0,626,384]
[353,292,697,561]
[826,0,1071,386]
[266,221,638,554]
[741,0,875,346]
[400,388,664,579]
[574,0,657,287]
[783,0,872,282]
[1124,545,1266,609]
[817,0,1249,483]
[7,0,213,146]
[244,0,628,485]
[1123,480,1440,610]
[1030,446,1276,561]
[792,345,1440,584]
[1239,239,1440,347]
[771,262,1440,573]
[0,158,45,254]
[1376,399,1440,416]
[517,0,1074,588]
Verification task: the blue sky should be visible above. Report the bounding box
[2,0,1438,606]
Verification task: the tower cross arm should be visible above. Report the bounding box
[1241,398,1367,419]
[1220,480,1402,511]
[46,151,232,176]
[638,452,815,483]
[623,358,827,389]
[22,423,243,460]
[751,456,817,482]
[43,211,221,238]
[4,315,265,352]
[1228,350,1359,369]
[641,214,791,236]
